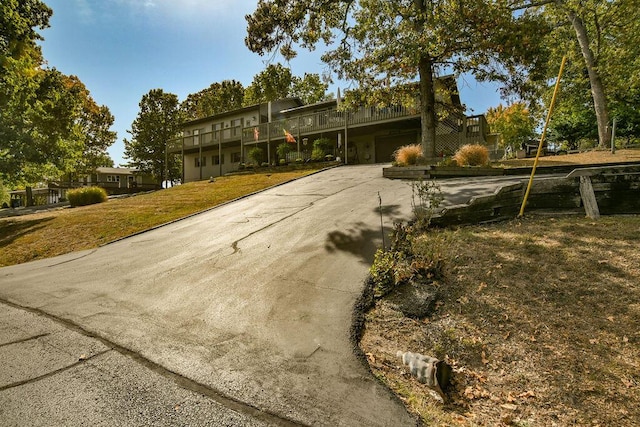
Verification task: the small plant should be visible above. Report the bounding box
[393,144,424,166]
[410,179,443,230]
[452,144,489,166]
[295,158,304,164]
[370,249,409,298]
[437,156,458,167]
[276,143,292,163]
[279,158,287,165]
[247,147,264,165]
[67,187,108,207]
[311,137,333,160]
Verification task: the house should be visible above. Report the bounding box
[82,167,158,194]
[168,77,492,183]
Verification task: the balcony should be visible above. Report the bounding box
[168,104,477,153]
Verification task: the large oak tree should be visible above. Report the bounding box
[245,0,549,158]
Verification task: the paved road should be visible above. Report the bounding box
[0,165,528,426]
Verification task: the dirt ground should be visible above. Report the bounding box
[360,215,640,426]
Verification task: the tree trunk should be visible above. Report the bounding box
[566,8,610,148]
[419,56,437,159]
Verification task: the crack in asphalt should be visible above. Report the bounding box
[0,299,305,427]
[0,333,50,348]
[0,348,112,391]
[228,180,368,256]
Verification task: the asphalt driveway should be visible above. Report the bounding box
[0,165,528,426]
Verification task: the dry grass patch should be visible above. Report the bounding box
[0,168,323,266]
[361,215,640,426]
[496,147,640,168]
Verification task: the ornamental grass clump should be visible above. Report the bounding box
[67,187,108,207]
[393,144,424,166]
[452,144,489,166]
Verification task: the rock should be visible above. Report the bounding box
[384,281,438,318]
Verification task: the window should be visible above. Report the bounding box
[106,175,120,182]
[195,156,206,167]
[231,152,241,163]
[213,154,224,165]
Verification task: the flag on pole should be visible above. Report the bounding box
[284,129,296,144]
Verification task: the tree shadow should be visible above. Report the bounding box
[0,217,54,248]
[325,221,396,265]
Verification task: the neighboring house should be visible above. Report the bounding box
[82,167,157,193]
[168,77,492,183]
[6,167,158,209]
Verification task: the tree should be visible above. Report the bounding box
[181,80,245,121]
[522,0,640,147]
[243,63,293,105]
[1,0,114,187]
[0,0,52,186]
[246,0,550,158]
[486,103,537,150]
[290,73,331,104]
[125,89,182,185]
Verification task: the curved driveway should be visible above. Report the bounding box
[0,165,527,426]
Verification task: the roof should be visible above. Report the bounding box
[96,167,134,175]
[181,97,305,127]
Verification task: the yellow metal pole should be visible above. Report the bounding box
[518,56,567,217]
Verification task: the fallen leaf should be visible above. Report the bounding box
[78,354,87,361]
[365,352,376,364]
[623,336,629,343]
[589,338,599,345]
[481,351,489,365]
[503,331,511,340]
[477,282,487,292]
[501,403,518,411]
[607,316,615,322]
[518,390,536,399]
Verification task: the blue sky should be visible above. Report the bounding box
[38,0,503,166]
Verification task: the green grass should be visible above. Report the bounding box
[0,168,325,267]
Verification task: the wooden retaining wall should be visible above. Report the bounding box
[430,166,640,226]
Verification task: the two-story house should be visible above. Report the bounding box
[169,77,491,183]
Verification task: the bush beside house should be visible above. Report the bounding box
[67,187,108,207]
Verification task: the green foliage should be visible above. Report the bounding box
[1,1,115,187]
[180,80,245,120]
[290,73,330,104]
[486,103,537,150]
[369,222,448,299]
[276,142,292,161]
[311,137,333,160]
[246,0,551,157]
[247,147,264,165]
[124,89,182,185]
[452,144,489,167]
[393,144,424,166]
[410,179,443,231]
[370,249,406,298]
[243,63,293,105]
[67,187,108,207]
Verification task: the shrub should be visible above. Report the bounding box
[452,144,489,166]
[276,143,292,162]
[393,144,424,166]
[311,137,333,160]
[247,147,264,165]
[67,187,108,207]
